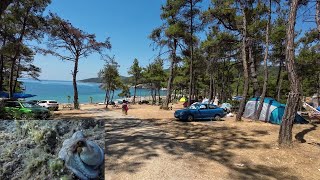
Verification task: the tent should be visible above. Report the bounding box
[243,97,308,125]
[179,97,187,102]
[0,91,36,99]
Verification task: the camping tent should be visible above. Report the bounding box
[243,97,307,125]
[179,97,187,102]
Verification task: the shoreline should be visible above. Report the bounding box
[59,95,167,105]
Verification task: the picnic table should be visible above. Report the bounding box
[62,103,72,110]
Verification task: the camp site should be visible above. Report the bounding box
[1,0,320,180]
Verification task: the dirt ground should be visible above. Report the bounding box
[53,103,320,179]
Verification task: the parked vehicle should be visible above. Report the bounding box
[4,101,50,119]
[174,103,226,121]
[27,100,39,105]
[38,100,59,110]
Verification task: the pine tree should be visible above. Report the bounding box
[128,58,142,104]
[45,13,111,109]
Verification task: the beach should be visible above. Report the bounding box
[20,79,167,104]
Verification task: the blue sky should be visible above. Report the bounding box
[35,0,166,80]
[33,0,317,81]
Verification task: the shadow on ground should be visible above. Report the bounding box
[106,119,299,179]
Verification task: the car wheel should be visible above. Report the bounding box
[187,115,194,122]
[43,115,48,120]
[21,114,28,120]
[214,114,222,121]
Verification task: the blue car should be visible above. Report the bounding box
[174,103,226,121]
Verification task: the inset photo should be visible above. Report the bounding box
[0,120,105,180]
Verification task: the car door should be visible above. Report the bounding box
[197,104,210,119]
[5,102,20,114]
[208,104,221,117]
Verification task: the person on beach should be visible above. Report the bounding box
[122,100,128,115]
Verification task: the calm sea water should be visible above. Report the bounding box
[20,79,167,103]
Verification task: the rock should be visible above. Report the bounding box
[55,121,70,136]
[2,159,20,178]
[58,131,104,180]
[79,119,96,129]
[43,129,57,151]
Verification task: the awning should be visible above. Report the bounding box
[0,91,36,98]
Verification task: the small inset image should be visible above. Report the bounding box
[0,119,105,180]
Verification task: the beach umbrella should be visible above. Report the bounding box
[179,97,186,102]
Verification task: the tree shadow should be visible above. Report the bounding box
[106,119,299,179]
[295,123,317,143]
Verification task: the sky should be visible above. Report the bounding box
[32,0,317,81]
[34,0,166,81]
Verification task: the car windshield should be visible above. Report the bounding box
[189,104,198,109]
[49,101,57,103]
[21,102,39,108]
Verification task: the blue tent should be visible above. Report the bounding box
[243,97,308,125]
[0,91,36,99]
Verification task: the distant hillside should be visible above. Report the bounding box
[80,77,102,83]
[80,76,132,84]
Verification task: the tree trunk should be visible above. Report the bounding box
[0,55,3,92]
[277,77,283,101]
[158,88,161,103]
[73,56,80,109]
[13,58,22,93]
[111,90,114,102]
[209,74,213,102]
[278,0,300,147]
[248,42,259,97]
[188,0,194,106]
[316,0,320,106]
[192,72,196,100]
[8,8,29,98]
[105,89,109,108]
[236,70,241,96]
[317,73,320,106]
[154,87,157,103]
[133,84,137,104]
[275,59,283,100]
[254,0,271,120]
[163,60,174,108]
[163,39,177,109]
[236,3,249,121]
[9,57,16,98]
[316,0,320,39]
[150,86,154,103]
[104,90,108,104]
[0,36,6,92]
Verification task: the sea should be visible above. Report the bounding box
[19,79,167,103]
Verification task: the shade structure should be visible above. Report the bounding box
[0,91,36,98]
